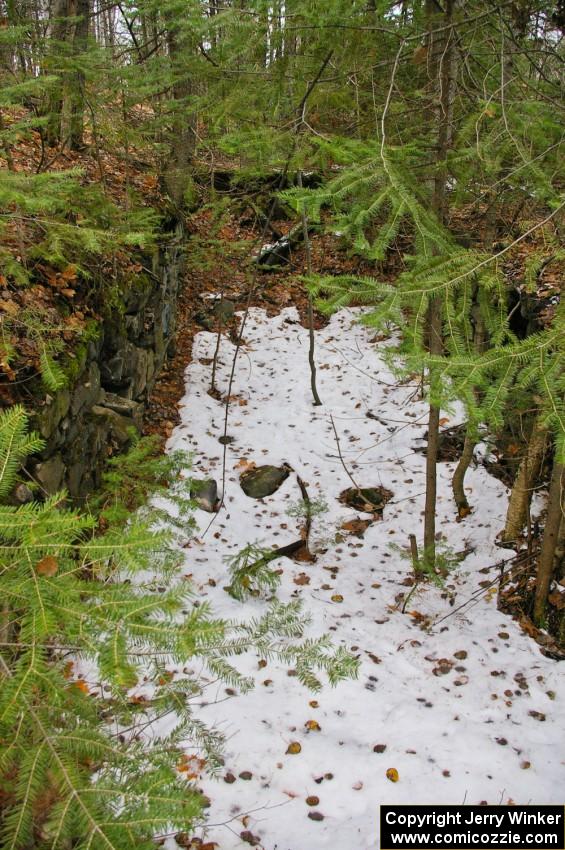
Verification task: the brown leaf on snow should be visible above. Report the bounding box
[386,768,399,782]
[235,458,256,471]
[294,573,310,585]
[340,517,373,537]
[240,831,261,846]
[286,742,302,754]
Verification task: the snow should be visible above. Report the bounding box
[164,307,564,850]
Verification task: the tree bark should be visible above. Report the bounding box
[452,299,486,516]
[69,0,90,151]
[534,462,564,625]
[45,0,71,147]
[502,416,548,544]
[162,18,197,207]
[422,0,458,566]
[297,171,322,407]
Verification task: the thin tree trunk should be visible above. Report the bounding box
[45,0,70,147]
[69,0,90,150]
[502,416,548,544]
[452,299,486,516]
[452,430,476,516]
[534,462,564,625]
[163,18,196,207]
[423,300,442,561]
[422,0,458,566]
[297,171,322,407]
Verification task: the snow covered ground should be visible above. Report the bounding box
[165,307,564,850]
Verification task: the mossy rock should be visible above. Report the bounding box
[339,486,393,514]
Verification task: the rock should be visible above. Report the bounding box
[37,388,71,438]
[240,464,291,498]
[34,454,66,494]
[71,362,101,416]
[190,479,218,512]
[132,347,150,399]
[193,311,213,331]
[211,299,235,322]
[100,343,137,391]
[98,392,144,429]
[91,405,136,446]
[123,278,151,315]
[339,486,393,514]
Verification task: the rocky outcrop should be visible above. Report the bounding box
[28,221,184,502]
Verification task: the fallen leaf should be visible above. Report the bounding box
[240,831,261,846]
[36,556,58,576]
[331,594,344,603]
[286,742,302,754]
[340,518,372,537]
[305,720,321,731]
[386,768,399,782]
[306,795,320,806]
[294,573,310,585]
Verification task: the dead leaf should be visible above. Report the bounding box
[36,556,58,577]
[294,573,310,585]
[340,518,372,537]
[331,594,344,603]
[286,742,301,754]
[386,768,399,782]
[306,795,320,806]
[305,720,321,731]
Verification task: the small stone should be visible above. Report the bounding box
[373,744,387,753]
[308,811,325,822]
[239,771,253,780]
[224,773,236,784]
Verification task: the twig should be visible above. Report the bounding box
[329,414,361,492]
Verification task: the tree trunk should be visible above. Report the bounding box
[452,430,476,516]
[422,0,458,566]
[297,171,322,407]
[452,298,486,516]
[502,416,548,544]
[69,0,90,151]
[45,0,71,147]
[534,462,564,625]
[162,18,197,207]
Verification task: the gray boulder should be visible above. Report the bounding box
[240,464,291,499]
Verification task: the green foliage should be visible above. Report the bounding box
[225,542,282,601]
[88,432,195,536]
[0,408,358,848]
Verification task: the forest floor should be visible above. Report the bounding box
[145,212,565,850]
